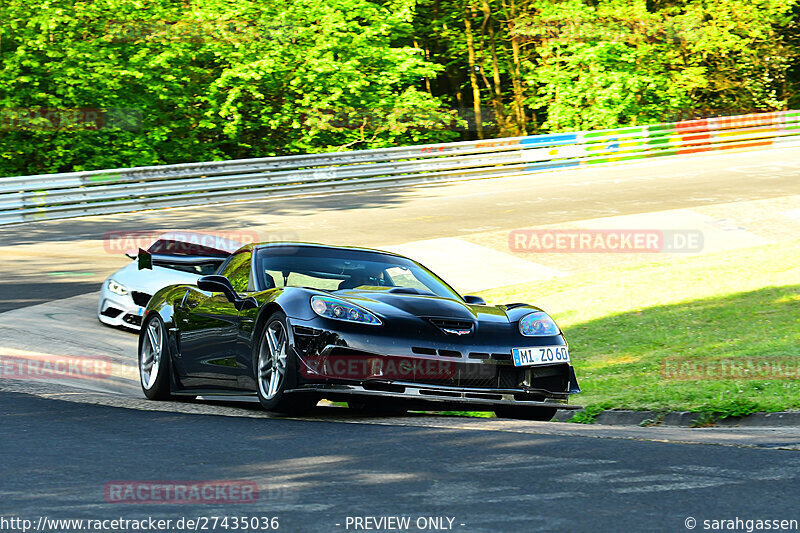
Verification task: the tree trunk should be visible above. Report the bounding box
[464,6,484,139]
[501,0,529,133]
[481,0,510,135]
[413,39,434,95]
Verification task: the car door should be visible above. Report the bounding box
[173,249,253,390]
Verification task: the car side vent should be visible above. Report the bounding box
[101,306,123,318]
[412,347,438,356]
[438,349,461,358]
[293,326,321,336]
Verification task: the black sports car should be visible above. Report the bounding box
[138,242,581,420]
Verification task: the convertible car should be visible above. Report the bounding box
[138,242,581,420]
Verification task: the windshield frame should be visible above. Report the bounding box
[252,244,464,301]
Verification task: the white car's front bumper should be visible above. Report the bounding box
[97,287,151,330]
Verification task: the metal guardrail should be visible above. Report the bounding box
[1,110,798,225]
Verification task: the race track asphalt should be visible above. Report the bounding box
[3,390,799,532]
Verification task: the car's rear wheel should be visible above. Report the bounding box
[494,406,558,421]
[255,311,318,414]
[139,314,171,400]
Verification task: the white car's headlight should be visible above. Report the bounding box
[310,296,382,325]
[519,311,560,336]
[107,279,129,296]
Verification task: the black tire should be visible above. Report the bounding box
[347,399,408,416]
[139,314,172,400]
[494,406,557,421]
[254,310,319,415]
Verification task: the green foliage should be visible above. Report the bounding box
[429,411,494,417]
[518,0,798,131]
[567,404,609,424]
[1,0,798,175]
[0,0,454,175]
[689,412,718,428]
[699,397,763,419]
[522,0,697,130]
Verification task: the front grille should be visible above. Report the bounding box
[411,347,461,357]
[409,363,526,389]
[131,291,152,307]
[428,318,474,335]
[407,364,569,392]
[498,367,524,388]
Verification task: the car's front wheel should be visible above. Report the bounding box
[139,314,171,400]
[254,311,318,415]
[494,406,558,421]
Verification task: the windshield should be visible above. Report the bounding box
[253,245,462,300]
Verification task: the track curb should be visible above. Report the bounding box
[554,409,800,427]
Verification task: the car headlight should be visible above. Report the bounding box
[519,311,560,336]
[310,296,382,325]
[107,279,129,296]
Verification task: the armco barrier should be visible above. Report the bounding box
[1,110,798,225]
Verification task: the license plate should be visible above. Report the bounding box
[512,346,570,367]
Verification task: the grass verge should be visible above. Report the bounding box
[479,241,800,420]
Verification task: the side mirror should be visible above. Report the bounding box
[464,295,486,305]
[197,275,258,311]
[137,248,153,270]
[198,275,238,301]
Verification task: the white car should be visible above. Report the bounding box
[98,234,242,330]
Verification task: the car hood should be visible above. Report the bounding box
[334,287,511,323]
[105,261,201,295]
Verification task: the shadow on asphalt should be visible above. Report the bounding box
[0,280,101,314]
[0,187,416,246]
[194,398,487,420]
